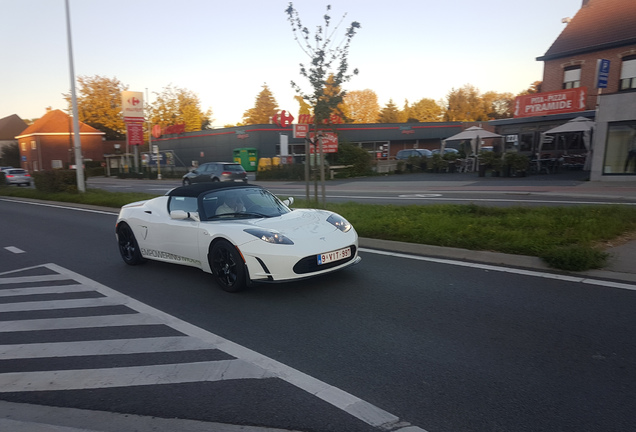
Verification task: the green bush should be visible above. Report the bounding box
[33,170,83,193]
[255,164,305,181]
[333,142,374,177]
[540,245,609,271]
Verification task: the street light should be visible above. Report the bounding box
[65,0,85,192]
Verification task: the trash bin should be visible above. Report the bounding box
[233,148,258,172]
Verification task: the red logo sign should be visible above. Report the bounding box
[126,122,144,146]
[151,125,162,138]
[128,97,141,106]
[293,124,309,138]
[514,87,588,118]
[272,110,294,127]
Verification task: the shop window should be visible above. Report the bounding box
[519,133,534,152]
[602,121,636,175]
[563,66,581,89]
[619,56,636,91]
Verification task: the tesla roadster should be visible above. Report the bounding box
[115,183,360,292]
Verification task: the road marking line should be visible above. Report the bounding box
[360,248,636,291]
[0,336,213,360]
[0,314,164,332]
[4,246,25,254]
[0,360,274,392]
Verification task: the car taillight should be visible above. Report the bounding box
[222,171,231,175]
[25,174,30,177]
[6,175,13,178]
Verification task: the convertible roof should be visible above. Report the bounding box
[167,182,262,197]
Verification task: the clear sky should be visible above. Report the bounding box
[0,0,584,127]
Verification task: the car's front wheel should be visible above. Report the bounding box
[209,240,246,292]
[117,223,145,265]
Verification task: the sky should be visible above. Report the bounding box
[0,0,584,128]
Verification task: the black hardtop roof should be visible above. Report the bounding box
[167,182,263,197]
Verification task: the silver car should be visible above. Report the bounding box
[182,162,247,186]
[4,168,31,186]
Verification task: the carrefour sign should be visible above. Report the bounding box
[514,87,587,118]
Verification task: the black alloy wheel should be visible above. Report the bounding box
[210,240,246,292]
[117,223,145,265]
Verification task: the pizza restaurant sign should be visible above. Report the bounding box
[514,87,587,118]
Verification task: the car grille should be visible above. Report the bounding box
[292,245,357,274]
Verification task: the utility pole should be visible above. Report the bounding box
[65,0,85,192]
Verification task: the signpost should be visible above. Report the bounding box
[596,59,610,89]
[121,91,145,172]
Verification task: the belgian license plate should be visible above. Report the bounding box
[317,247,351,265]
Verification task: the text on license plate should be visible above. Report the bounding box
[317,247,351,265]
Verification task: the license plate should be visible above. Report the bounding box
[317,247,351,265]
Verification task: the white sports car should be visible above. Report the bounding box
[115,183,361,292]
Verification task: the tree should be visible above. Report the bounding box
[294,95,312,118]
[285,3,361,126]
[0,143,20,167]
[518,81,542,96]
[149,85,213,132]
[64,75,128,140]
[377,99,402,123]
[342,89,379,123]
[242,83,279,125]
[443,84,488,121]
[409,98,443,122]
[482,91,515,119]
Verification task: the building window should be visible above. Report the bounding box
[563,66,581,89]
[619,56,636,91]
[31,140,36,150]
[21,142,26,152]
[603,121,636,175]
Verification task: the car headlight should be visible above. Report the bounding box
[327,214,351,232]
[244,228,294,245]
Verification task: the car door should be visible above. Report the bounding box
[144,196,204,269]
[193,164,213,183]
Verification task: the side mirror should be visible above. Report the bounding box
[170,210,200,222]
[282,197,294,207]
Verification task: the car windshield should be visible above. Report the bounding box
[200,187,291,220]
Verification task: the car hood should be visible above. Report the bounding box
[209,209,340,239]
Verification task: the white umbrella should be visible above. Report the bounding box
[544,116,595,170]
[544,116,595,134]
[444,126,502,156]
[443,126,502,142]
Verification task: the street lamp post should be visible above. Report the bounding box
[64,0,85,192]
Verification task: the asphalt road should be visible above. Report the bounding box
[1,198,636,431]
[86,170,636,207]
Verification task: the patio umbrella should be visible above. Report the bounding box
[544,116,595,134]
[544,116,595,169]
[443,126,502,155]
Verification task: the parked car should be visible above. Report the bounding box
[431,148,460,155]
[115,182,361,292]
[3,168,31,186]
[396,149,432,160]
[182,162,247,186]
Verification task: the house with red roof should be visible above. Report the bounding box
[491,0,636,181]
[14,108,110,171]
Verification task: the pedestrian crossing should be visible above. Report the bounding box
[0,263,422,431]
[0,264,273,393]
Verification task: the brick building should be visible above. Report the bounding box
[491,0,636,181]
[15,109,108,171]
